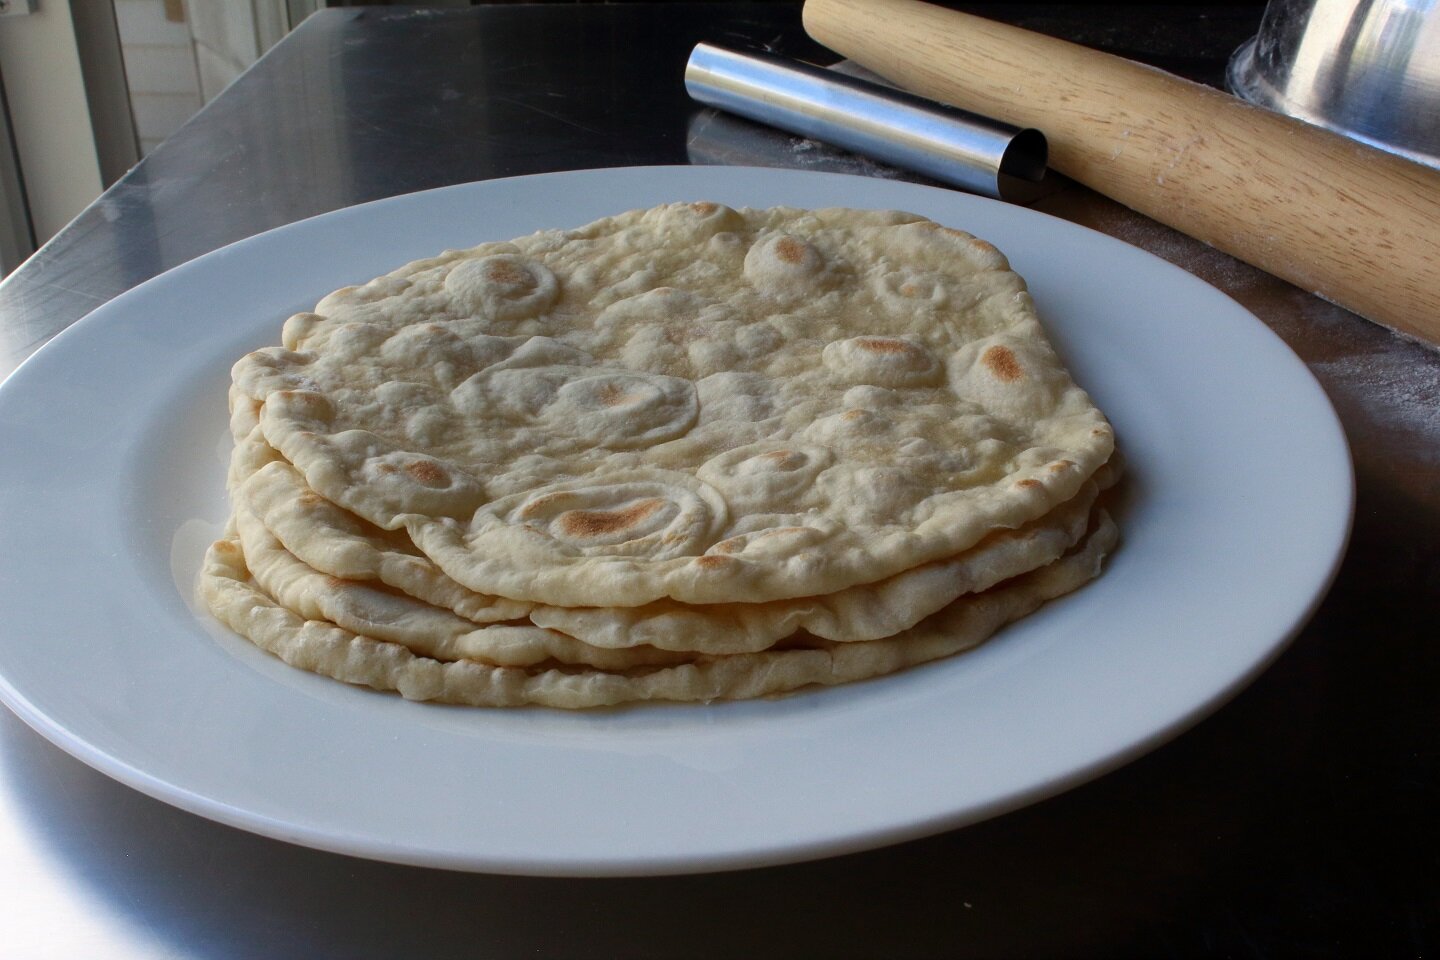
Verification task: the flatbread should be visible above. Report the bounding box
[238,450,1113,653]
[237,452,532,626]
[230,203,1114,606]
[234,507,692,670]
[198,511,1118,708]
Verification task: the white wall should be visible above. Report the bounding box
[114,0,285,154]
[0,0,104,244]
[0,0,289,246]
[188,0,259,101]
[113,0,203,154]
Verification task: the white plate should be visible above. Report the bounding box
[0,167,1351,876]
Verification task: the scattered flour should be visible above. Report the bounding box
[1311,332,1440,466]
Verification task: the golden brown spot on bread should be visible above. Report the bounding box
[713,537,745,554]
[842,409,866,422]
[558,499,665,538]
[690,201,718,215]
[775,236,807,265]
[404,460,449,486]
[663,326,690,346]
[856,337,909,354]
[595,382,630,407]
[982,345,1023,382]
[1049,460,1076,474]
[297,492,324,507]
[519,492,574,518]
[214,540,239,555]
[695,554,733,569]
[760,449,805,470]
[1016,479,1042,489]
[483,259,528,286]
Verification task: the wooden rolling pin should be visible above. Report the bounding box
[803,0,1440,347]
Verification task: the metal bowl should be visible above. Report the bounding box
[1228,0,1440,167]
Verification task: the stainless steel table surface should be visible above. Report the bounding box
[1,4,1436,956]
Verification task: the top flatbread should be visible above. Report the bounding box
[231,203,1113,606]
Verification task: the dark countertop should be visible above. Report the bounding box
[1,4,1436,956]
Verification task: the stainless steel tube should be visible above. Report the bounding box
[684,42,1047,199]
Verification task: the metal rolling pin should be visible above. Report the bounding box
[684,42,1048,201]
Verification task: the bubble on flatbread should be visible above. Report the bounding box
[949,329,1072,422]
[874,270,949,309]
[697,443,833,513]
[486,476,728,560]
[444,254,559,322]
[744,232,831,297]
[452,364,697,450]
[823,336,943,388]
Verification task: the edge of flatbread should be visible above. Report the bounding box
[197,511,1118,709]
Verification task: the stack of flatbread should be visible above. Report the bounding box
[200,202,1120,708]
